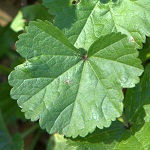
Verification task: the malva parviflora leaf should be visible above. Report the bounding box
[125,64,150,124]
[53,65,150,149]
[8,20,143,138]
[54,123,150,150]
[43,0,150,49]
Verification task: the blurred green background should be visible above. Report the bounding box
[0,0,54,149]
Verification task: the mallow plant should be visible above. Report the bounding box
[8,0,150,149]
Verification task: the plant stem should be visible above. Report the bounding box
[0,65,11,75]
[29,130,42,150]
[118,113,129,128]
[21,124,39,138]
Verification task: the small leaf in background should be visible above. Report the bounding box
[53,64,150,149]
[11,4,54,32]
[53,121,125,150]
[22,4,53,22]
[125,64,150,124]
[10,11,25,32]
[0,112,24,150]
[9,20,143,138]
[43,0,150,49]
[54,123,150,150]
[47,134,76,150]
[139,37,150,62]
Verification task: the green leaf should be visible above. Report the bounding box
[21,4,53,22]
[54,122,150,150]
[52,134,77,150]
[53,64,150,149]
[125,64,150,124]
[139,37,150,62]
[53,121,126,150]
[11,4,53,32]
[43,0,150,49]
[46,134,75,150]
[10,11,25,32]
[9,20,143,138]
[115,123,150,149]
[0,112,24,150]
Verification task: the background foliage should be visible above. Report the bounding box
[0,0,53,149]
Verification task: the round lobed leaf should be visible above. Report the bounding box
[9,20,143,138]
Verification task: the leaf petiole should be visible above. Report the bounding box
[21,124,39,138]
[118,113,130,129]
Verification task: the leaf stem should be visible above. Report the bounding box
[118,113,129,128]
[29,130,42,150]
[0,65,11,75]
[21,124,39,138]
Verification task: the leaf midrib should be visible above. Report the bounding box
[50,63,85,137]
[73,1,99,47]
[108,3,117,32]
[88,61,114,122]
[90,56,142,71]
[32,20,80,54]
[134,1,150,13]
[131,96,150,122]
[13,60,83,106]
[88,33,126,57]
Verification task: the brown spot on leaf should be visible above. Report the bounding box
[72,0,80,5]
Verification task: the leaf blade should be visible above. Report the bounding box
[53,65,150,148]
[43,0,150,49]
[9,21,143,137]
